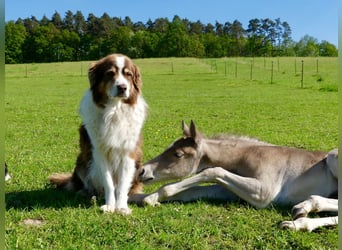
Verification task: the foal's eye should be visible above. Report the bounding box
[174,151,184,158]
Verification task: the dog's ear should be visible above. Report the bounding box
[88,62,97,87]
[132,64,142,90]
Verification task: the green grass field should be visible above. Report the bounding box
[5,57,338,249]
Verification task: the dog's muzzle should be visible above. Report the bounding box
[116,84,128,97]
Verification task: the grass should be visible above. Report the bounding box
[5,57,338,249]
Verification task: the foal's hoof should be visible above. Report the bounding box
[100,205,115,213]
[116,207,132,215]
[292,207,307,220]
[143,193,161,207]
[279,220,296,230]
[279,218,313,232]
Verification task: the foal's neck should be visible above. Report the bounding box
[200,136,269,169]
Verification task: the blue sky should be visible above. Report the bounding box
[5,0,338,46]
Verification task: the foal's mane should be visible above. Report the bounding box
[209,134,272,146]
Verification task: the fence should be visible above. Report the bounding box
[202,57,337,90]
[5,57,337,91]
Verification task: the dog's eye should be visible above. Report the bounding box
[174,151,184,158]
[106,70,115,78]
[124,69,133,77]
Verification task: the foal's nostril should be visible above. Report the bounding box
[139,168,145,177]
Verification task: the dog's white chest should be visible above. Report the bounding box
[79,90,146,152]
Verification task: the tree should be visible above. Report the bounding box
[5,21,27,63]
[73,11,86,35]
[189,20,203,35]
[246,18,263,56]
[130,30,160,58]
[153,18,169,33]
[215,21,224,36]
[201,33,223,57]
[281,21,292,55]
[230,20,246,56]
[22,23,57,62]
[40,15,50,26]
[8,11,338,62]
[204,23,215,34]
[63,10,74,31]
[158,16,189,57]
[124,16,134,29]
[319,41,337,56]
[52,11,63,29]
[295,35,319,56]
[133,21,146,32]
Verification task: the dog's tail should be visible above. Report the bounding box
[48,172,83,192]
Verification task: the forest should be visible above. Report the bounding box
[5,11,338,63]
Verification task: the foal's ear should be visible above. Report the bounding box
[190,120,202,142]
[182,120,191,137]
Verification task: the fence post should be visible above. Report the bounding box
[264,55,266,69]
[301,60,304,88]
[277,57,280,72]
[235,58,238,78]
[316,59,319,74]
[271,61,274,84]
[250,60,253,80]
[225,61,227,76]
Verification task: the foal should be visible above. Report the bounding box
[138,121,338,231]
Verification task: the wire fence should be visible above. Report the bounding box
[5,57,337,90]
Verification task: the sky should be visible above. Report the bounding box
[5,0,339,46]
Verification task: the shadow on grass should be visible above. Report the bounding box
[5,187,92,210]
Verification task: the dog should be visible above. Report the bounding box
[49,54,148,214]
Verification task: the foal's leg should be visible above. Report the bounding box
[143,167,273,207]
[291,195,338,219]
[279,216,338,232]
[279,195,338,231]
[162,185,239,203]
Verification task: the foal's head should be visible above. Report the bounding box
[139,121,203,183]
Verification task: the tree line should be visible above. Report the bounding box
[5,11,338,64]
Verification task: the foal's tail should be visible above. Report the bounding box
[48,172,83,192]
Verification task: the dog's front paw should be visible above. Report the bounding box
[100,205,116,213]
[143,193,161,207]
[116,207,132,215]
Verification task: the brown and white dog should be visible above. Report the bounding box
[49,54,147,214]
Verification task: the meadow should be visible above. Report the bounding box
[5,57,338,249]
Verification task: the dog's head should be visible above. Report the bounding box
[88,54,142,107]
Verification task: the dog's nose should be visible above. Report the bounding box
[117,84,127,92]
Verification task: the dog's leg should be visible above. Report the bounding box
[115,157,136,215]
[100,168,116,213]
[93,155,116,213]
